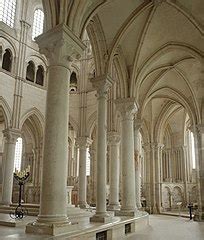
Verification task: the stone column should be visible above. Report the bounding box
[107,131,120,210]
[115,98,138,216]
[90,75,113,223]
[154,143,164,213]
[26,25,85,235]
[194,124,204,221]
[76,137,92,208]
[134,119,142,209]
[1,129,20,205]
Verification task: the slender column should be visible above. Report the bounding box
[76,137,92,208]
[107,131,120,210]
[1,129,20,205]
[134,119,142,209]
[194,124,204,221]
[115,98,138,215]
[26,25,85,235]
[12,21,30,128]
[154,143,164,213]
[90,75,113,223]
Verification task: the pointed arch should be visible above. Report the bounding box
[0,97,12,128]
[20,108,44,137]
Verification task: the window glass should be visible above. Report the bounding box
[14,137,22,171]
[0,0,16,28]
[32,9,44,40]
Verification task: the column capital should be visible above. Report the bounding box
[36,24,86,68]
[115,98,138,120]
[76,137,92,149]
[20,20,31,29]
[91,74,113,98]
[107,131,120,145]
[3,128,21,144]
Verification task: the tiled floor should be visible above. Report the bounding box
[0,214,203,239]
[127,215,204,240]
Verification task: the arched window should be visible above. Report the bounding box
[26,61,35,82]
[2,49,12,72]
[14,137,23,171]
[36,65,44,86]
[32,9,44,40]
[0,0,16,28]
[70,72,77,92]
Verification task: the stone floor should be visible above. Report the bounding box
[0,214,203,239]
[127,215,204,240]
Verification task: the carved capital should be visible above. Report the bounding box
[91,74,113,98]
[115,98,138,120]
[3,128,21,144]
[107,131,120,145]
[153,0,166,6]
[76,137,92,149]
[36,24,86,68]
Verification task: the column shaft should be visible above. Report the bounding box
[1,129,19,205]
[38,65,70,222]
[90,75,113,222]
[76,137,92,208]
[107,132,120,210]
[116,98,138,215]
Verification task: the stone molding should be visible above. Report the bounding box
[35,24,86,68]
[134,118,142,131]
[107,131,120,145]
[3,128,21,144]
[115,98,138,120]
[90,74,113,98]
[196,124,204,135]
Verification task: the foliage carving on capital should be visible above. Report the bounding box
[36,24,86,68]
[76,137,92,149]
[3,128,21,144]
[91,74,113,98]
[115,98,138,120]
[153,0,167,6]
[107,131,120,145]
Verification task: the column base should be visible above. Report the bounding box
[90,212,112,223]
[194,211,204,222]
[107,203,121,211]
[26,219,76,236]
[0,202,11,206]
[115,208,138,217]
[78,202,89,209]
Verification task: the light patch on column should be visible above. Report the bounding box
[86,148,90,176]
[190,132,196,169]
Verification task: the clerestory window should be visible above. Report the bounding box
[32,9,44,40]
[0,0,16,28]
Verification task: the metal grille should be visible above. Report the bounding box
[96,231,107,240]
[125,223,131,234]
